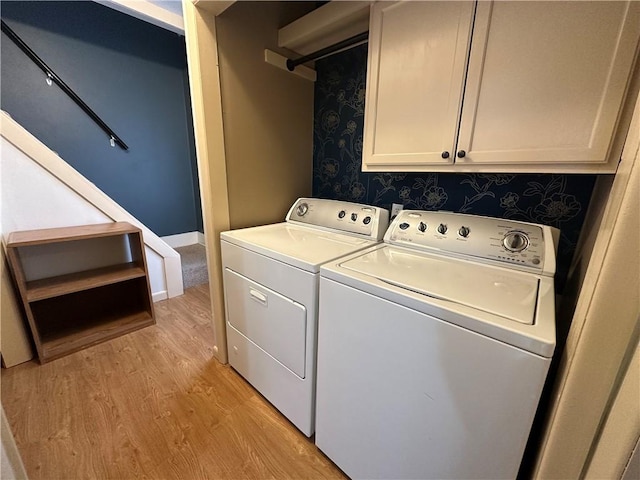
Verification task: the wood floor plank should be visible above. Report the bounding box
[2,284,345,480]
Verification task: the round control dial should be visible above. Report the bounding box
[296,202,309,216]
[437,223,447,235]
[417,221,427,233]
[338,210,346,219]
[503,231,530,252]
[458,226,470,238]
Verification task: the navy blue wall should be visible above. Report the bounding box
[313,45,601,292]
[1,1,203,237]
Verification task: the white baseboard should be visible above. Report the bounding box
[152,290,168,303]
[161,231,204,248]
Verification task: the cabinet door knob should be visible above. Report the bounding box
[457,150,466,158]
[441,151,450,159]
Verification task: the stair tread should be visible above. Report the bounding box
[175,244,208,289]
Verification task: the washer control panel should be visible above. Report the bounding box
[286,198,390,240]
[385,210,558,273]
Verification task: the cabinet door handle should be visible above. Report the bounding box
[457,150,466,158]
[441,151,450,159]
[249,288,268,306]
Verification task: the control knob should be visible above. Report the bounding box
[458,226,470,238]
[363,216,372,225]
[351,213,358,221]
[338,210,346,219]
[417,222,427,233]
[399,222,410,230]
[296,202,309,216]
[437,223,447,235]
[503,231,529,252]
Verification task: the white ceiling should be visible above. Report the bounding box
[148,1,184,17]
[94,0,185,34]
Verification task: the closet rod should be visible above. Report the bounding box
[1,20,129,150]
[286,31,368,71]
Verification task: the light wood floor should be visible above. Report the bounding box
[2,284,346,480]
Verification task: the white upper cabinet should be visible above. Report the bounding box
[362,1,640,173]
[364,1,475,167]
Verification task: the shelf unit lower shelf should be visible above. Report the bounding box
[26,262,146,302]
[40,311,154,363]
[5,222,155,364]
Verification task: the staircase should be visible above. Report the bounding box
[1,111,183,301]
[175,244,208,289]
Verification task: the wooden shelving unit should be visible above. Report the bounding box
[5,222,155,363]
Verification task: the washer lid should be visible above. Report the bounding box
[221,223,376,273]
[340,246,539,325]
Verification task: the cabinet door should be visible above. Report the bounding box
[362,1,474,169]
[457,1,640,168]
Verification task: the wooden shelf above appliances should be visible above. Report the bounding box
[278,1,371,56]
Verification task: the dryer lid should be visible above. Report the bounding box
[221,223,376,273]
[340,246,540,325]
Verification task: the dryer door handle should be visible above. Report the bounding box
[249,288,268,306]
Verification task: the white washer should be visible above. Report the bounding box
[316,210,559,479]
[220,198,389,437]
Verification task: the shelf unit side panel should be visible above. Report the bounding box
[4,246,44,358]
[127,232,145,269]
[128,231,155,320]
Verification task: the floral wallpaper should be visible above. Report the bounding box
[312,44,600,292]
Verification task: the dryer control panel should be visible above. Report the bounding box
[385,210,559,275]
[286,198,390,241]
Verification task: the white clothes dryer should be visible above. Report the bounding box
[220,198,389,436]
[315,210,559,479]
